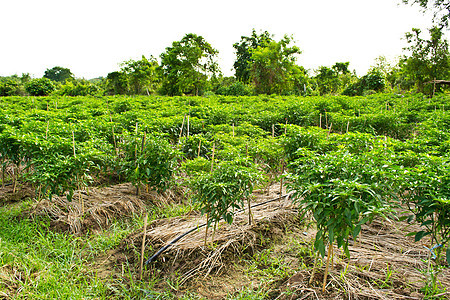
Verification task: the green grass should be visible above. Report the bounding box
[0,201,110,299]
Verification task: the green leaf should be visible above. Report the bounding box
[352,225,361,239]
[414,231,431,242]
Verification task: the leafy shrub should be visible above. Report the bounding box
[343,70,385,96]
[189,158,262,226]
[25,78,55,96]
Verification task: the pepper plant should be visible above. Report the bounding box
[399,154,450,292]
[124,133,179,193]
[189,158,263,234]
[286,146,395,291]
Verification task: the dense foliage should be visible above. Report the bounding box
[0,93,449,293]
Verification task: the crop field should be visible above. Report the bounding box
[0,94,449,299]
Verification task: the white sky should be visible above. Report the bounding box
[0,0,446,79]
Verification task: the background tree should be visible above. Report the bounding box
[342,69,386,96]
[120,55,160,95]
[249,35,302,94]
[233,29,273,83]
[43,66,74,83]
[25,78,55,96]
[402,0,450,28]
[160,33,219,96]
[399,27,449,93]
[314,62,355,95]
[106,71,129,95]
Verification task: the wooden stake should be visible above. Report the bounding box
[247,197,253,225]
[179,114,186,141]
[141,132,146,153]
[322,243,333,293]
[279,161,284,195]
[187,115,190,137]
[346,120,350,133]
[72,131,76,156]
[272,124,275,137]
[135,122,139,158]
[319,114,322,128]
[210,142,215,173]
[139,214,148,280]
[197,139,202,157]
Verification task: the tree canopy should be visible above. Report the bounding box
[400,26,449,93]
[160,33,219,96]
[249,35,303,95]
[43,66,74,83]
[402,0,450,28]
[233,29,273,83]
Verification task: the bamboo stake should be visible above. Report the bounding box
[141,132,146,153]
[197,139,202,157]
[279,161,284,195]
[346,120,350,133]
[187,115,190,137]
[179,114,186,141]
[210,142,215,173]
[272,124,275,137]
[72,131,76,156]
[135,122,138,158]
[322,243,333,293]
[139,214,148,280]
[319,114,322,128]
[206,144,216,246]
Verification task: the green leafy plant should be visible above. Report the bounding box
[400,154,450,292]
[286,147,395,291]
[189,158,262,240]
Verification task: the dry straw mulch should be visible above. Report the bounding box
[122,191,299,284]
[28,183,181,234]
[276,218,450,300]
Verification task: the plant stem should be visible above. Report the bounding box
[309,252,318,286]
[322,242,333,293]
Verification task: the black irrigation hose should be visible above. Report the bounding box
[145,192,293,264]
